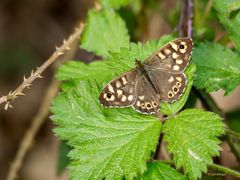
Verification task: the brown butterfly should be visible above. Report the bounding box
[99,37,193,114]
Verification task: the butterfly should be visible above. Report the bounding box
[99,37,193,114]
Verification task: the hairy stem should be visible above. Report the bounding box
[187,0,193,37]
[208,163,240,178]
[160,160,240,178]
[0,23,84,110]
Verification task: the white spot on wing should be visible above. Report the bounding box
[116,81,121,88]
[157,52,166,59]
[172,52,179,59]
[128,95,134,101]
[173,65,180,71]
[108,85,115,93]
[168,76,174,82]
[139,96,144,100]
[121,77,127,85]
[170,43,178,51]
[121,95,126,102]
[176,59,183,64]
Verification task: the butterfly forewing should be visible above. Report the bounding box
[145,38,193,72]
[99,70,137,108]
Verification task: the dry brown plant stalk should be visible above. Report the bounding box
[0,23,85,110]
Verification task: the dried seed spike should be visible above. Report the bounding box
[8,91,12,96]
[55,46,59,51]
[26,83,32,87]
[18,92,25,96]
[4,103,9,110]
[38,74,43,78]
[57,52,64,56]
[31,70,34,76]
[63,39,67,44]
[23,75,27,82]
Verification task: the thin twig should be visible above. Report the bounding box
[179,0,187,37]
[6,22,84,180]
[208,163,240,178]
[6,79,60,180]
[0,22,84,110]
[187,0,193,37]
[160,160,240,178]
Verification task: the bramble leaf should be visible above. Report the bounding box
[139,162,187,180]
[191,42,240,94]
[100,0,131,9]
[227,1,240,20]
[162,109,225,179]
[107,35,175,73]
[81,9,129,58]
[51,81,161,180]
[214,0,240,51]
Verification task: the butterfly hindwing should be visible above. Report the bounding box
[148,71,187,103]
[132,76,160,114]
[99,70,137,108]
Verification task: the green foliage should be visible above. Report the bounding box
[227,1,240,20]
[107,35,175,73]
[56,61,114,90]
[100,0,131,9]
[214,0,240,51]
[51,81,161,179]
[163,109,225,179]
[81,9,130,57]
[52,3,229,179]
[226,110,240,133]
[139,162,187,180]
[191,42,240,94]
[57,141,71,175]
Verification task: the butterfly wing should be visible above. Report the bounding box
[147,70,187,103]
[99,70,138,107]
[144,37,193,103]
[145,37,193,72]
[131,76,160,114]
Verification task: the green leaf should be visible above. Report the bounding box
[214,0,240,51]
[160,64,196,116]
[139,162,187,180]
[56,61,114,84]
[162,109,225,179]
[107,34,175,73]
[191,42,240,94]
[51,81,161,180]
[57,140,71,175]
[100,0,131,9]
[228,1,240,20]
[226,109,240,133]
[81,9,130,58]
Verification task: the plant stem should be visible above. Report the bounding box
[208,163,240,178]
[226,128,240,139]
[179,0,187,37]
[193,88,223,117]
[187,0,193,37]
[160,160,240,178]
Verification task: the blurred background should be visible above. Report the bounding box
[0,0,239,179]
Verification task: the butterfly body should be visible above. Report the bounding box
[99,38,193,114]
